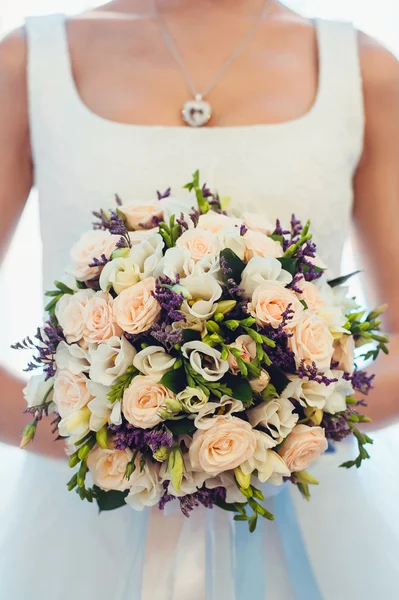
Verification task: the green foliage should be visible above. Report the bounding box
[328,270,361,288]
[182,329,202,343]
[340,422,374,469]
[94,487,129,512]
[184,170,210,214]
[165,419,197,436]
[44,280,76,315]
[277,257,298,277]
[107,366,138,404]
[160,367,187,394]
[220,248,246,285]
[267,365,290,395]
[158,215,181,248]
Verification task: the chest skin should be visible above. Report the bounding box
[66,8,320,128]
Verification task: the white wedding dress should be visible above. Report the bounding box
[1,13,399,600]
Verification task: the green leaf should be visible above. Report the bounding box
[261,383,278,402]
[224,374,253,405]
[220,248,246,286]
[269,234,284,243]
[44,295,62,313]
[160,367,187,394]
[54,280,75,295]
[107,366,137,404]
[95,487,129,512]
[328,270,361,288]
[182,329,202,343]
[214,498,243,513]
[277,257,298,277]
[165,418,196,436]
[267,365,290,395]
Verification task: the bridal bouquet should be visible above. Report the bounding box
[15,172,388,531]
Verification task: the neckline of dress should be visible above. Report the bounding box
[60,15,326,133]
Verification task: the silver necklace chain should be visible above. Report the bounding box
[153,0,272,101]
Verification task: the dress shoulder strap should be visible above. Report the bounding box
[314,18,365,161]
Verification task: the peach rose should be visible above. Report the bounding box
[67,230,120,282]
[198,212,242,233]
[333,335,355,373]
[122,375,172,428]
[243,230,283,262]
[297,280,325,313]
[228,334,257,374]
[53,368,92,418]
[113,277,161,334]
[241,212,274,235]
[87,447,133,492]
[189,415,257,476]
[176,228,221,262]
[56,289,95,344]
[249,370,271,393]
[248,282,304,329]
[119,200,163,230]
[289,312,334,370]
[278,425,328,472]
[83,292,122,343]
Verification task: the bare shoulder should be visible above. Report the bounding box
[357,31,399,106]
[0,26,27,84]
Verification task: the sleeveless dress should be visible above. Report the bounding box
[1,13,399,600]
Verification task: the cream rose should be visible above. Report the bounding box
[122,375,172,428]
[247,397,299,445]
[241,212,275,235]
[189,415,257,476]
[176,386,209,414]
[125,458,162,510]
[289,312,334,370]
[89,336,136,386]
[99,257,141,294]
[248,282,304,329]
[249,370,270,393]
[333,335,355,373]
[56,289,95,344]
[67,230,120,282]
[83,292,121,343]
[176,228,221,262]
[243,230,283,262]
[297,280,326,312]
[278,425,328,472]
[113,277,161,335]
[119,200,163,230]
[198,212,242,233]
[228,334,257,374]
[53,368,92,418]
[133,346,176,380]
[181,341,229,382]
[87,447,133,492]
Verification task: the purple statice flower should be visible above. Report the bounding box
[92,209,131,249]
[152,276,185,324]
[220,256,244,297]
[260,306,297,372]
[159,483,227,518]
[150,322,183,350]
[115,194,123,207]
[344,370,375,396]
[111,422,174,452]
[322,413,352,442]
[274,219,290,237]
[177,213,190,232]
[287,273,304,294]
[201,184,213,199]
[290,214,303,241]
[188,208,200,227]
[297,361,338,386]
[12,318,64,380]
[157,187,171,200]
[88,253,110,269]
[139,215,162,229]
[240,224,248,236]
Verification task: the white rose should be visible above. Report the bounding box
[248,282,304,329]
[176,386,209,413]
[56,289,95,344]
[241,256,292,297]
[323,371,354,414]
[89,336,136,386]
[99,257,141,294]
[243,230,283,262]
[23,373,54,409]
[125,457,162,510]
[133,346,176,380]
[87,446,133,492]
[55,341,91,375]
[87,381,122,431]
[53,369,92,418]
[128,234,165,279]
[180,274,222,320]
[181,341,229,382]
[176,228,221,262]
[288,311,334,370]
[247,397,299,445]
[241,430,291,484]
[67,230,120,282]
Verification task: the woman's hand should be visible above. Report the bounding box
[354,33,399,426]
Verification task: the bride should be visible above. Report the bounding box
[0,1,398,598]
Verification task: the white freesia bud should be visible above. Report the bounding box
[89,336,136,386]
[249,370,270,393]
[181,341,229,382]
[87,380,122,431]
[176,386,209,413]
[99,257,141,294]
[133,346,176,380]
[58,406,91,442]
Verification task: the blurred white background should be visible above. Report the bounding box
[0,1,398,453]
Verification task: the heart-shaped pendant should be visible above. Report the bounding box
[182,98,212,127]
